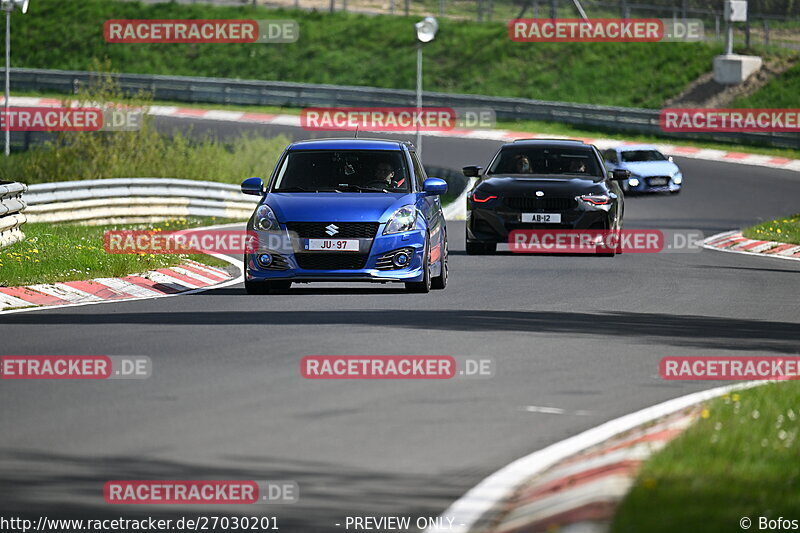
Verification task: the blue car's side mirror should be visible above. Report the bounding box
[423,177,448,196]
[241,177,264,196]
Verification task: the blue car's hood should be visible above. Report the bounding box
[621,161,679,177]
[265,192,414,222]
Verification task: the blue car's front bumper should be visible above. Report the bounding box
[245,228,428,283]
[626,177,681,193]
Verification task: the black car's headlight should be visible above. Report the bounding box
[254,204,279,231]
[383,205,417,235]
[578,194,612,206]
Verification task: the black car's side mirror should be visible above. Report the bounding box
[462,165,482,178]
[611,169,631,181]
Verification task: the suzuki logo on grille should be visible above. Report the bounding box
[536,191,545,197]
[325,224,339,236]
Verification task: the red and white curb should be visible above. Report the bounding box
[475,409,697,533]
[703,231,800,262]
[11,97,800,174]
[0,258,239,314]
[426,381,764,533]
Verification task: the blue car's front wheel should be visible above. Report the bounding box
[405,235,431,293]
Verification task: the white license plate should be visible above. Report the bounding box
[649,178,668,186]
[305,239,360,251]
[521,213,561,223]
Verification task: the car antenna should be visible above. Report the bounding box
[354,126,359,139]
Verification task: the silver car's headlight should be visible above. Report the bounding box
[254,204,279,231]
[672,171,683,184]
[383,205,417,235]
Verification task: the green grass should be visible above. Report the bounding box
[742,213,800,244]
[734,61,800,108]
[13,0,735,109]
[611,382,800,533]
[0,218,231,287]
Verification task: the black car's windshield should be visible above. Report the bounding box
[620,149,668,162]
[272,150,411,192]
[487,146,603,179]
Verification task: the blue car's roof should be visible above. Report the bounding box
[618,144,660,152]
[287,138,405,151]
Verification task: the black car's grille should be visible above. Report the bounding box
[285,222,379,239]
[504,197,578,211]
[295,253,369,270]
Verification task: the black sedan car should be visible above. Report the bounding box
[464,139,629,254]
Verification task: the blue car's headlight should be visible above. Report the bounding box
[672,172,683,184]
[628,176,641,187]
[254,204,279,231]
[383,205,417,235]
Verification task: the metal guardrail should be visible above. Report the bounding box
[0,181,28,250]
[11,68,800,150]
[24,178,258,225]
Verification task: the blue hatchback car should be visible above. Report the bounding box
[240,139,449,294]
[602,145,683,194]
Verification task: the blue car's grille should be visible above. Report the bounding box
[285,222,379,239]
[504,197,577,211]
[295,253,369,270]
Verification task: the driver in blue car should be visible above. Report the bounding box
[368,162,405,188]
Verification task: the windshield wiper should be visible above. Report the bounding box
[275,186,315,192]
[335,184,387,192]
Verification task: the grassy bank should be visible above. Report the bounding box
[742,213,800,244]
[0,72,289,185]
[734,61,800,108]
[611,382,800,533]
[14,0,730,109]
[1,218,231,287]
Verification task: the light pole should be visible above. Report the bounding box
[2,0,28,157]
[414,16,437,157]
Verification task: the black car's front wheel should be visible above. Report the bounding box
[466,241,496,255]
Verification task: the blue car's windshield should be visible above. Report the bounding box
[272,150,411,193]
[620,150,668,162]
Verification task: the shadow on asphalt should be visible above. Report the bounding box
[0,448,471,533]
[3,309,798,354]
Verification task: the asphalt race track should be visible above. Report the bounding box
[1,117,799,531]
